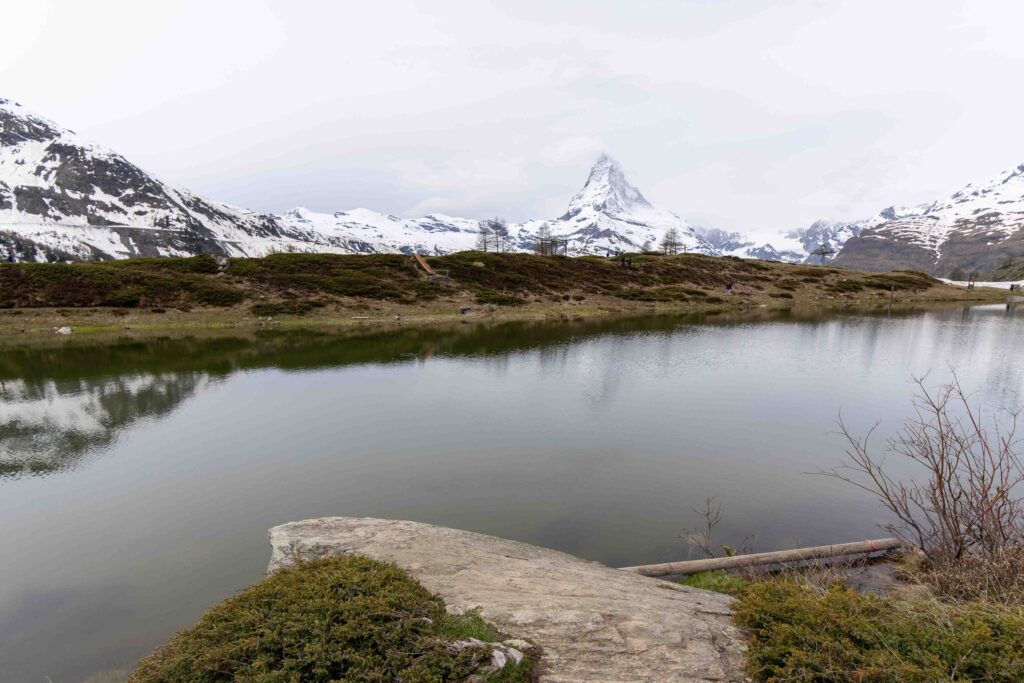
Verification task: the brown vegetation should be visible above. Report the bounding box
[825,375,1024,602]
[0,251,967,315]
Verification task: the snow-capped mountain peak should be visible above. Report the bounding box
[0,97,734,261]
[564,154,653,219]
[12,95,1020,272]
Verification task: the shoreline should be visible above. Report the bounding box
[0,288,1008,344]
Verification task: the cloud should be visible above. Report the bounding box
[543,137,608,167]
[5,0,1023,236]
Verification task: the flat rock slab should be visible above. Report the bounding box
[268,517,746,682]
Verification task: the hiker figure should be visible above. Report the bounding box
[725,282,734,295]
[5,249,14,263]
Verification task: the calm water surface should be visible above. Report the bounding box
[2,305,1023,681]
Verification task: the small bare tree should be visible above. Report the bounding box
[823,375,1024,569]
[682,496,722,558]
[475,222,493,252]
[533,222,552,255]
[479,217,509,253]
[681,496,755,559]
[661,228,681,256]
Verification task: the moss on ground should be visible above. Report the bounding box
[732,577,1024,682]
[128,556,531,683]
[677,570,747,596]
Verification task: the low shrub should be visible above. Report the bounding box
[475,290,527,306]
[250,300,327,317]
[185,281,246,307]
[129,556,529,683]
[102,288,143,307]
[863,272,935,291]
[735,578,1024,682]
[224,258,258,277]
[106,254,220,274]
[769,292,794,299]
[407,280,445,300]
[616,285,690,302]
[921,547,1024,604]
[792,267,829,278]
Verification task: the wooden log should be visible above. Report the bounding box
[413,251,435,275]
[619,538,903,577]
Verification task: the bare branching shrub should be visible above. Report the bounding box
[824,375,1024,601]
[794,555,868,596]
[680,496,755,559]
[681,496,722,559]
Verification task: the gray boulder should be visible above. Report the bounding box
[268,517,746,682]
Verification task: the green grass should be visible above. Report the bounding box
[677,570,747,596]
[436,608,502,642]
[128,556,532,683]
[484,659,534,682]
[734,577,1024,682]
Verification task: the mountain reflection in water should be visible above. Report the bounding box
[2,305,1023,683]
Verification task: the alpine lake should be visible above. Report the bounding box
[2,303,1023,682]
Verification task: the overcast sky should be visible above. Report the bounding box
[2,0,1022,238]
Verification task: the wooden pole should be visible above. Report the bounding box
[619,537,903,577]
[413,251,435,275]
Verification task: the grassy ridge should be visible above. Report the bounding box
[0,251,943,312]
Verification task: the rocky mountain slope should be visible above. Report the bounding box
[731,205,934,267]
[0,98,384,261]
[0,99,728,261]
[6,97,1019,273]
[745,163,1024,274]
[832,165,1024,275]
[693,226,805,262]
[709,167,1024,274]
